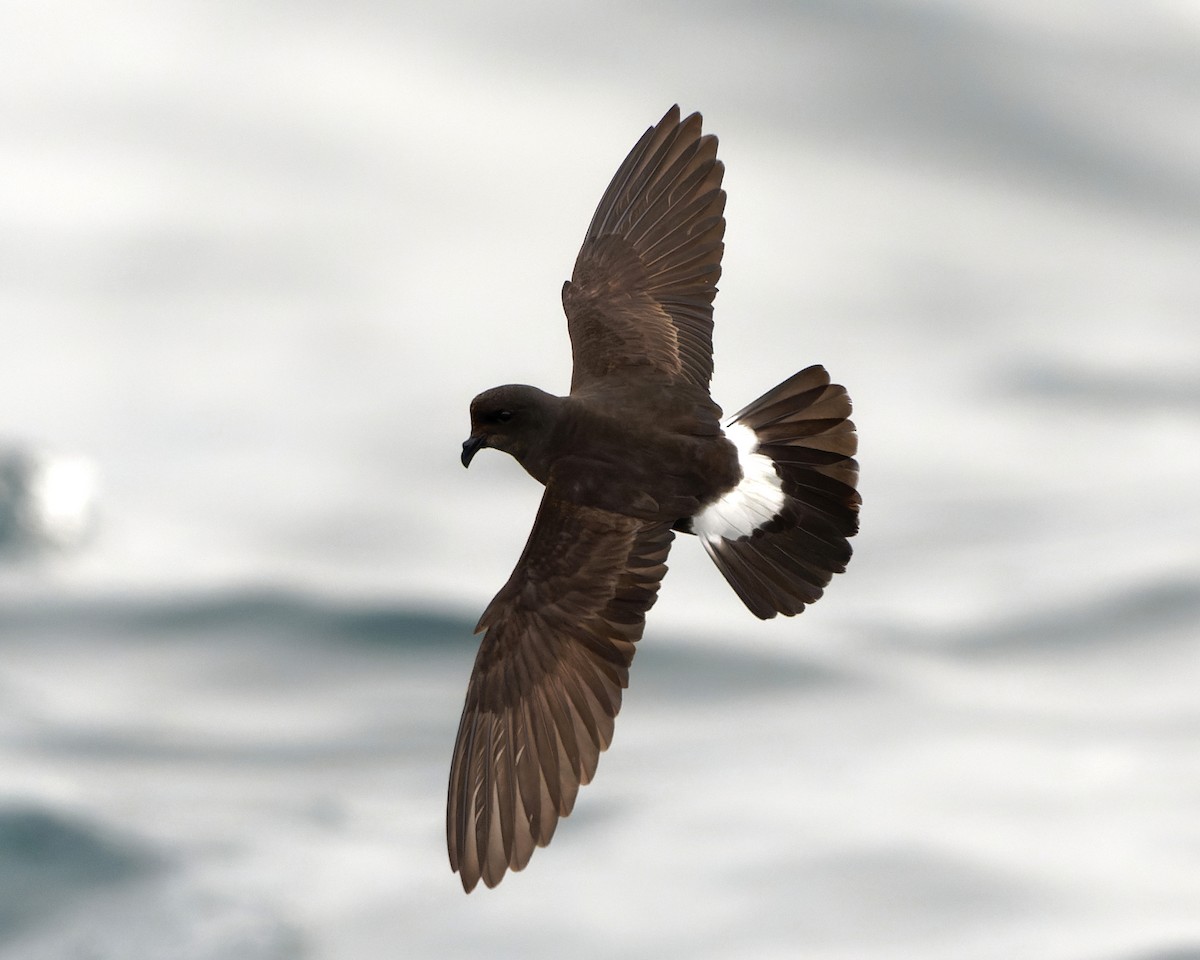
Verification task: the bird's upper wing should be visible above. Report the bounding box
[563,105,726,392]
[447,491,674,892]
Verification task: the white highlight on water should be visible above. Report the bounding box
[692,422,785,542]
[0,447,98,554]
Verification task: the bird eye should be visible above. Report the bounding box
[494,410,513,423]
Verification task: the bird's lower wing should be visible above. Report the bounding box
[447,492,675,892]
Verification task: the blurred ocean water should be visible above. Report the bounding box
[2,1,1199,958]
[1,589,1197,959]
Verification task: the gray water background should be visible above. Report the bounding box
[2,2,1199,958]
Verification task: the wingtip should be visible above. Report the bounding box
[658,103,708,133]
[457,870,480,894]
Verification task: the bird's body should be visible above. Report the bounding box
[469,380,736,519]
[450,106,860,892]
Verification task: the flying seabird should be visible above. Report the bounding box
[450,105,860,892]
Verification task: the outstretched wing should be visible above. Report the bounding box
[563,105,726,392]
[447,492,675,892]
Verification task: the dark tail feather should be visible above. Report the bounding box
[704,365,860,619]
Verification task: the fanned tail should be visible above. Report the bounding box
[695,365,860,619]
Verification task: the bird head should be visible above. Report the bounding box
[461,384,561,471]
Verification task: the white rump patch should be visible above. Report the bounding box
[693,423,786,541]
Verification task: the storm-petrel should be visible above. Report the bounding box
[450,105,860,891]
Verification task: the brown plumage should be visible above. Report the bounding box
[701,365,860,619]
[451,106,860,892]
